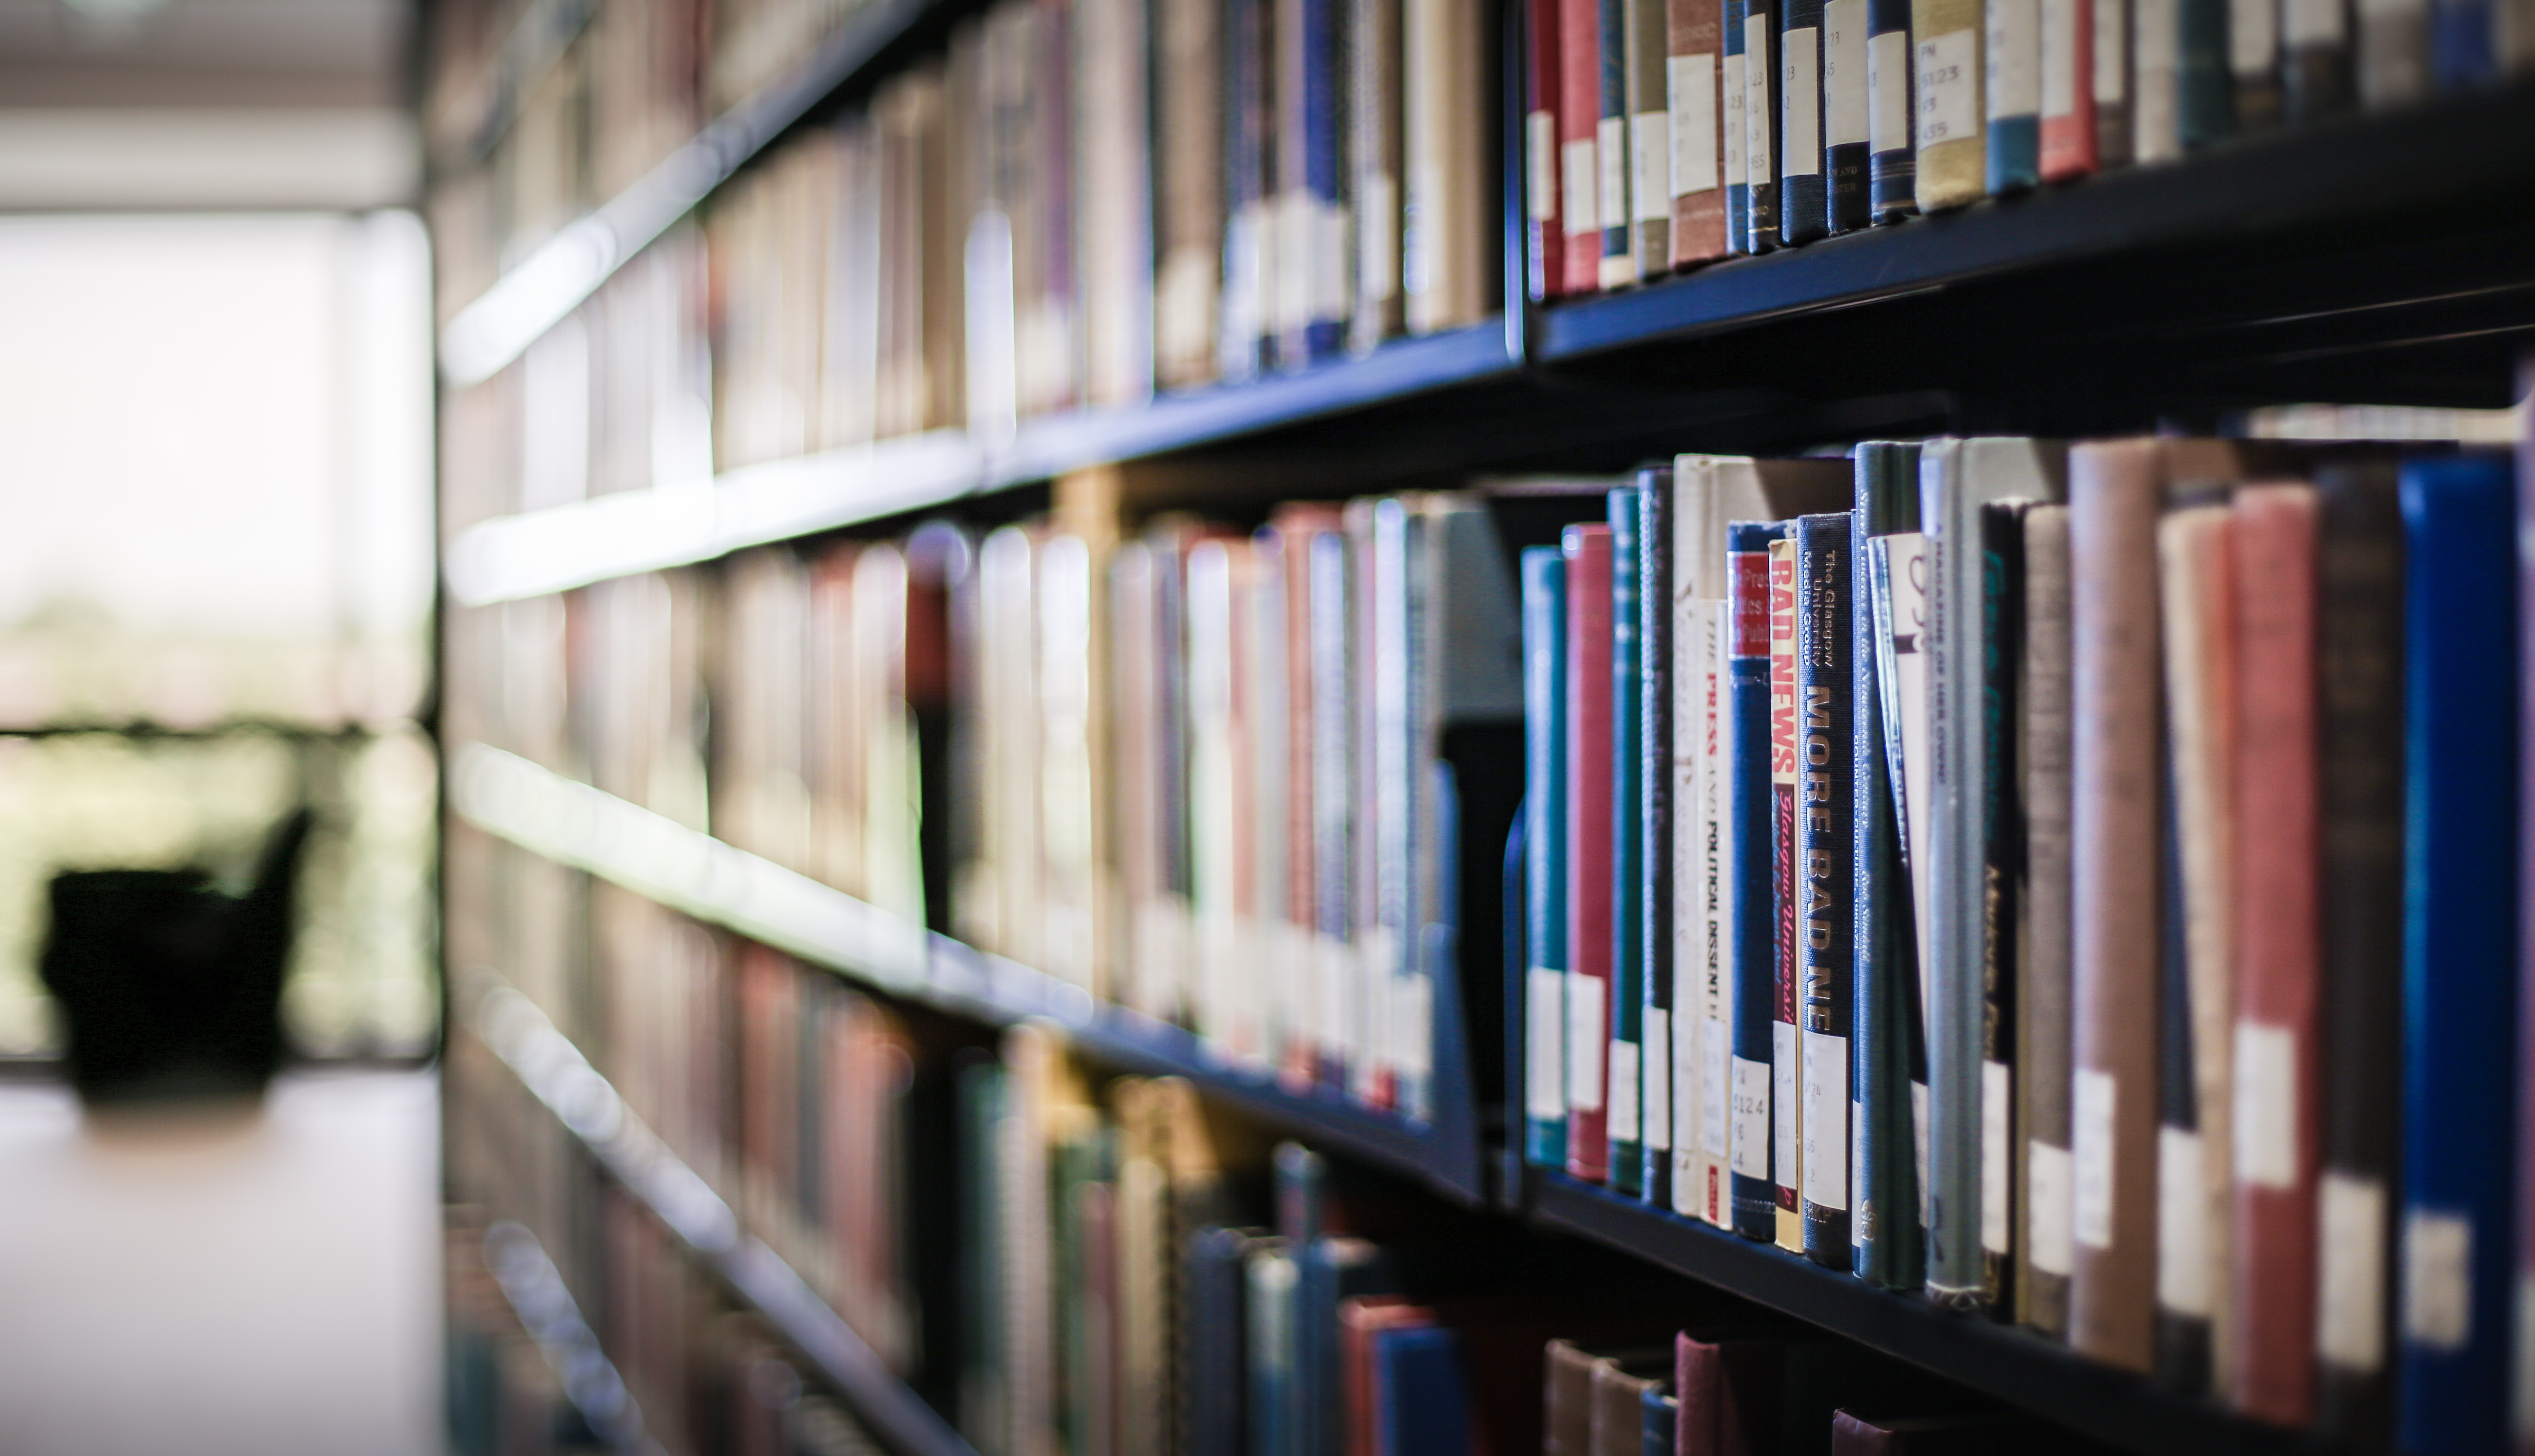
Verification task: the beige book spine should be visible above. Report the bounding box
[1907,0,1985,209]
[2065,438,2163,1372]
[1404,0,1492,332]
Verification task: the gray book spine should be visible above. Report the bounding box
[2019,504,2075,1339]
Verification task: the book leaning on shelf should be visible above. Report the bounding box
[1512,429,2527,1443]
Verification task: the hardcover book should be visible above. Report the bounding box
[2310,462,2402,1447]
[1908,0,1982,209]
[1823,0,1871,231]
[1768,534,1805,1251]
[1983,0,2041,192]
[1727,520,1788,1238]
[1780,0,1830,241]
[1611,486,1650,1196]
[2018,504,2075,1339]
[1642,471,1677,1205]
[1669,0,1733,263]
[1568,523,1620,1182]
[1628,0,1677,275]
[1795,512,1854,1267]
[1563,0,1609,290]
[2394,453,2518,1456]
[1866,0,1919,218]
[1523,547,1573,1169]
[2037,0,2097,178]
[1744,0,1783,248]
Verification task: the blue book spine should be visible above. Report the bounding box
[1642,469,1677,1206]
[1853,444,1922,1289]
[1247,1240,1296,1456]
[1796,511,1855,1268]
[1727,520,1787,1239]
[1601,0,1633,281]
[1523,548,1572,1169]
[1303,0,1347,357]
[1864,0,1917,221]
[1779,0,1829,242]
[1726,0,1752,253]
[1371,1327,1471,1456]
[2396,453,2519,1456]
[1641,1386,1681,1456]
[1983,0,2040,191]
[2433,0,2497,84]
[1187,1228,1257,1456]
[1610,486,1647,1195]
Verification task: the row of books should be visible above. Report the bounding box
[1527,0,2535,292]
[1516,439,2522,1451]
[706,0,1499,474]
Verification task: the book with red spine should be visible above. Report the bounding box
[2224,482,2323,1426]
[1559,0,1605,294]
[1566,522,1618,1180]
[2037,0,2097,180]
[1530,0,1566,297]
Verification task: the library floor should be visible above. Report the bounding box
[0,1067,442,1456]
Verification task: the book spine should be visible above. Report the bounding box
[1346,505,1386,1108]
[2395,454,2518,1456]
[1796,512,1854,1267]
[1643,472,1677,1206]
[1628,0,1677,276]
[1523,548,1573,1169]
[2225,483,2322,1428]
[1610,488,1648,1195]
[2230,0,2282,127]
[1921,440,1983,1309]
[1727,521,1783,1239]
[2310,464,2402,1449]
[2175,0,2234,149]
[1403,0,1493,332]
[1725,0,1752,252]
[2280,0,2355,122]
[1155,0,1225,389]
[1979,501,2027,1318]
[1745,0,1782,247]
[2155,499,2234,1397]
[2038,0,2097,178]
[2432,0,2497,84]
[1855,446,1925,1289]
[1679,596,1732,1223]
[1768,534,1805,1251]
[2093,0,2131,164]
[2020,504,2075,1340]
[1866,0,1919,219]
[1669,0,1732,263]
[1308,0,1350,359]
[1780,0,1829,241]
[1984,0,2041,192]
[2155,733,2209,1394]
[2066,440,2161,1375]
[1910,0,1984,210]
[1223,0,1274,380]
[1602,0,1638,287]
[1563,0,1609,291]
[1531,0,1569,297]
[2358,0,2431,106]
[2132,0,2180,163]
[1824,0,1871,230]
[1351,0,1405,348]
[1566,523,1618,1182]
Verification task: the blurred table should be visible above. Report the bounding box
[0,1067,440,1456]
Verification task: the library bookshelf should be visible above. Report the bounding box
[430,0,2535,1447]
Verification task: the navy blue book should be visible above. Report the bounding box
[1726,520,1787,1240]
[1610,485,1648,1196]
[1641,469,1676,1206]
[1641,1384,1679,1456]
[1794,511,1854,1267]
[1864,0,1916,221]
[1745,0,1781,249]
[2396,452,2519,1456]
[1275,1143,1326,1456]
[1601,0,1632,285]
[1523,548,1572,1170]
[2154,748,2208,1396]
[1779,0,1828,242]
[1189,1227,1265,1456]
[2433,0,2497,84]
[1852,443,1922,1289]
[1725,0,1752,253]
[1371,1326,1471,1456]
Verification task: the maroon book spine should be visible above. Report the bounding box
[1557,0,1602,294]
[1566,522,1617,1179]
[2225,483,2323,1425]
[1529,0,1566,297]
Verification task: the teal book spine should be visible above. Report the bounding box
[2176,0,2235,146]
[1984,0,2041,190]
[1523,547,1572,1169]
[1851,442,1923,1290]
[1608,484,1647,1196]
[1640,469,1677,1206]
[1727,520,1787,1239]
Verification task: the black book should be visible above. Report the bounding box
[2312,461,2403,1448]
[1642,467,1676,1207]
[1864,0,1916,221]
[1974,500,2027,1317]
[1794,511,1853,1264]
[2152,755,2210,1395]
[1779,0,1828,242]
[1744,0,1780,249]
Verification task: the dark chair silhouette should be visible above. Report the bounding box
[40,810,313,1105]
